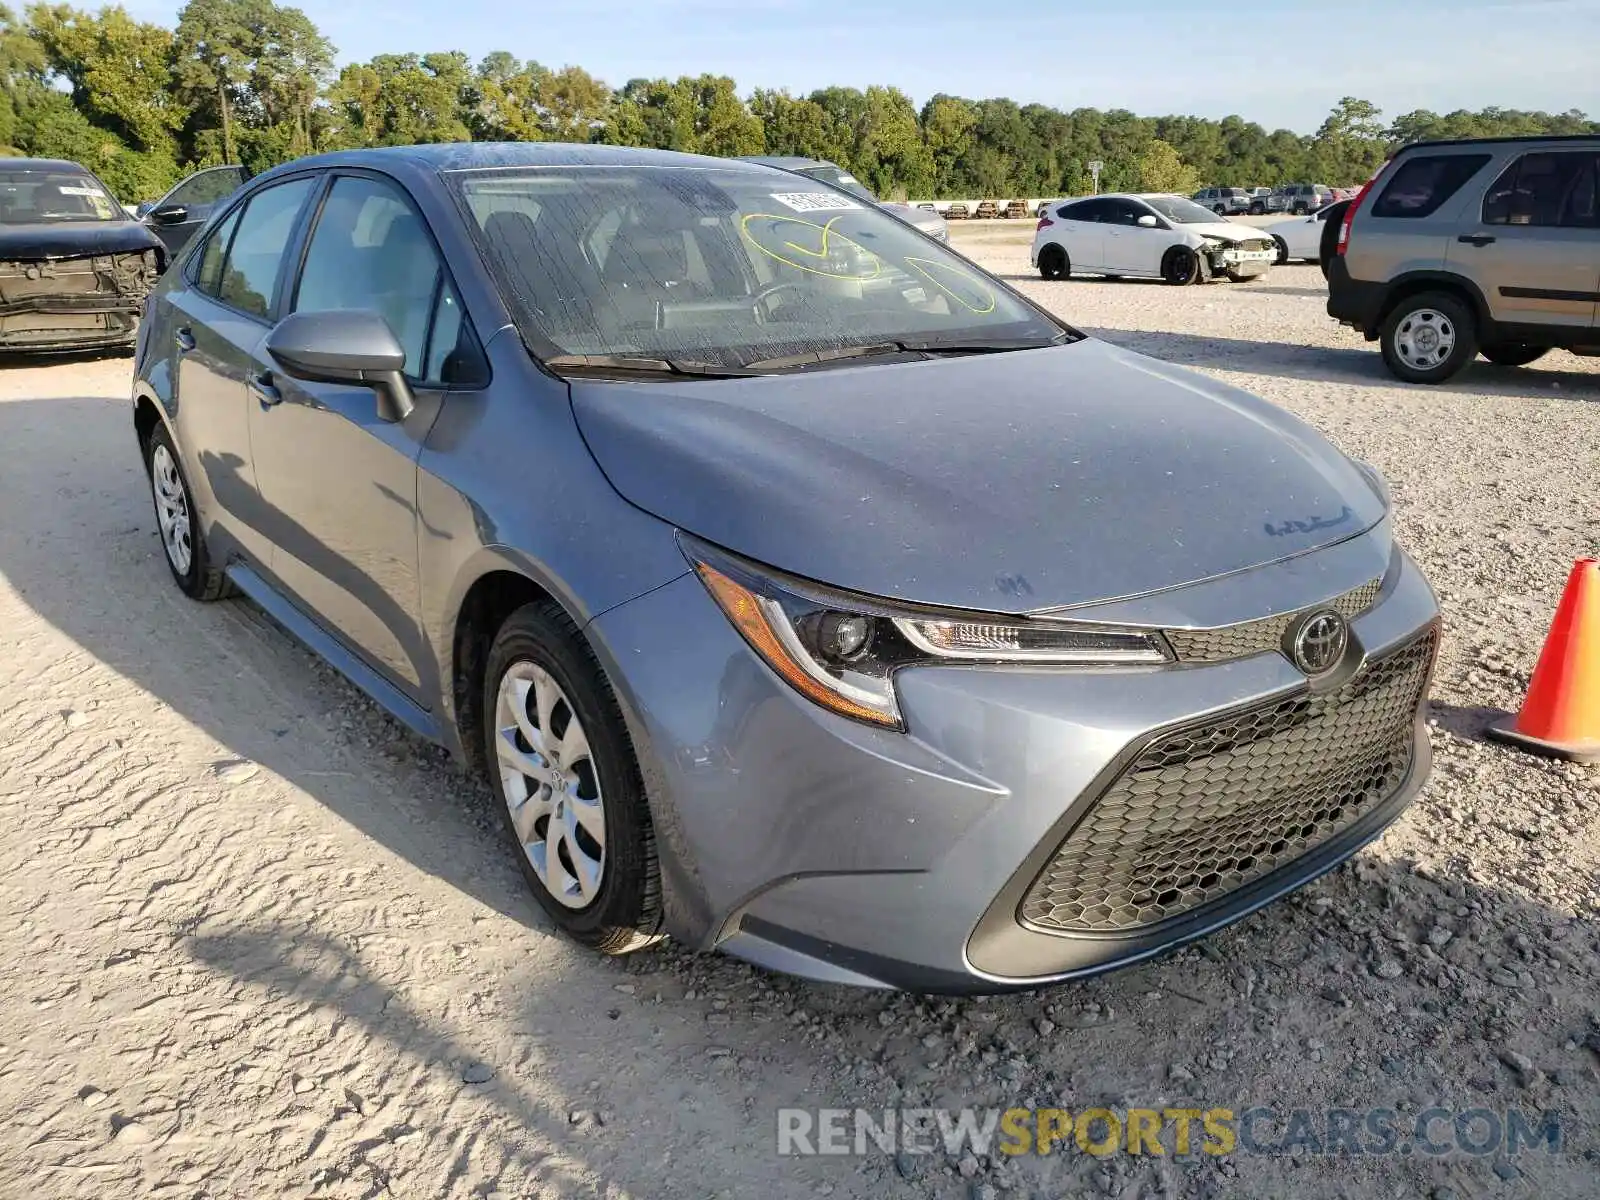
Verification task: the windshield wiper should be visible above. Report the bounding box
[741,335,1070,373]
[542,353,758,380]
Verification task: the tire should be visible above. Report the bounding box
[1038,244,1070,280]
[1380,292,1478,384]
[1273,235,1290,265]
[1249,202,1265,215]
[1162,245,1205,286]
[1480,344,1549,368]
[1292,203,1308,216]
[1213,204,1226,215]
[143,421,231,600]
[483,600,664,954]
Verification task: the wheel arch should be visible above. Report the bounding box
[1373,272,1493,337]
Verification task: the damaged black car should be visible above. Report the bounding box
[0,158,164,353]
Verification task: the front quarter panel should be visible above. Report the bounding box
[415,330,692,750]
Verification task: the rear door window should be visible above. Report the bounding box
[216,177,315,318]
[192,207,242,298]
[1482,152,1599,227]
[1370,153,1490,218]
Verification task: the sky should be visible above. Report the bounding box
[121,0,1600,135]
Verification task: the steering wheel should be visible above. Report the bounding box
[752,281,809,321]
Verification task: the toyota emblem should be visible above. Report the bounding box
[1290,610,1348,676]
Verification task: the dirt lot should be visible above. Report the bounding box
[1,233,1597,1200]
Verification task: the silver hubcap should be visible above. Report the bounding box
[495,662,605,909]
[1394,308,1456,370]
[151,444,192,575]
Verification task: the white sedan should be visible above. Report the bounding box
[1266,204,1339,264]
[1031,193,1277,285]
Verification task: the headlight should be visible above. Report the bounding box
[686,539,1169,730]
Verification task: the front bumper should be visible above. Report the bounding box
[1210,245,1274,277]
[588,537,1439,993]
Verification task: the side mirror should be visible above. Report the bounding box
[149,204,188,225]
[266,310,415,422]
[1136,214,1158,228]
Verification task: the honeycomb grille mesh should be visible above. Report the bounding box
[1164,578,1383,664]
[1019,629,1434,934]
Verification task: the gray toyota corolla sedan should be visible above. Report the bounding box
[132,143,1439,992]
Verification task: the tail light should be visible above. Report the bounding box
[1336,162,1390,256]
[1036,215,1053,231]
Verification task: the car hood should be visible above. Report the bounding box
[568,340,1385,613]
[0,219,163,260]
[1182,221,1265,243]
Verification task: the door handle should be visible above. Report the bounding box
[1458,234,1497,247]
[248,370,281,408]
[175,326,196,352]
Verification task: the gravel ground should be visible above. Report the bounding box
[1,235,1596,1200]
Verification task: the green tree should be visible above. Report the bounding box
[328,51,471,148]
[1136,138,1199,194]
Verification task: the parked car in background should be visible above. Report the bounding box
[1034,193,1276,284]
[138,164,248,256]
[1269,184,1334,215]
[1268,198,1351,269]
[1245,187,1274,214]
[737,156,949,242]
[1193,187,1251,215]
[0,157,164,352]
[133,142,1437,992]
[1328,134,1600,383]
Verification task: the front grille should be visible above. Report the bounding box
[1019,628,1435,934]
[1236,238,1271,252]
[1164,577,1382,664]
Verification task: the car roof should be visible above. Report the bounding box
[249,141,788,180]
[1397,134,1600,151]
[0,157,100,172]
[737,155,832,170]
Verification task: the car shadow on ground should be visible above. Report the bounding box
[1,394,1596,1198]
[1079,326,1600,400]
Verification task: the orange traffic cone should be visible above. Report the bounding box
[1487,558,1600,763]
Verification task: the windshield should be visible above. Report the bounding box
[458,166,1066,370]
[1141,195,1224,224]
[0,169,120,223]
[795,164,878,203]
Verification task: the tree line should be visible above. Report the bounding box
[4,0,1597,203]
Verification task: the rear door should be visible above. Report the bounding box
[1451,150,1600,330]
[1344,149,1493,294]
[144,166,248,257]
[246,170,488,697]
[164,175,316,566]
[1051,198,1108,270]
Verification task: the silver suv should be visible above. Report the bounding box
[1269,184,1333,215]
[1327,135,1600,383]
[1194,187,1250,215]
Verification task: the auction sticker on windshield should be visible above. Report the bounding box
[771,192,863,213]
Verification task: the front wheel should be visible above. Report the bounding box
[484,601,664,954]
[1273,235,1290,265]
[1480,344,1549,368]
[1038,244,1070,280]
[1380,292,1478,384]
[1162,245,1205,286]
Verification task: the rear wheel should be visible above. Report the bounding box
[1212,204,1226,215]
[144,422,231,601]
[1380,292,1478,384]
[1480,343,1549,368]
[484,601,664,954]
[1162,245,1205,286]
[1038,244,1070,280]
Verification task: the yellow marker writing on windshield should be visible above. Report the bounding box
[740,213,884,280]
